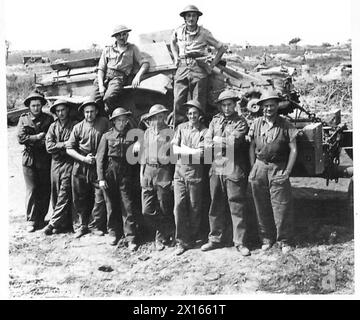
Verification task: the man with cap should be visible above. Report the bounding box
[66,99,111,238]
[17,91,54,232]
[170,5,227,121]
[136,104,175,251]
[96,107,138,250]
[93,25,150,115]
[44,100,78,235]
[248,89,298,254]
[201,89,251,256]
[171,99,207,255]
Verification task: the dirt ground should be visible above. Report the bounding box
[8,124,354,298]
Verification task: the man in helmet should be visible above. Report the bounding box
[170,5,227,121]
[136,104,175,251]
[17,91,54,232]
[248,90,298,254]
[66,99,111,238]
[96,107,138,250]
[201,90,251,256]
[171,99,207,255]
[93,25,150,115]
[44,100,78,235]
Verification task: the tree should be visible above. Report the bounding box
[90,43,99,51]
[289,37,301,45]
[288,37,301,50]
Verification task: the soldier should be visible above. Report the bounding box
[170,5,227,122]
[93,25,150,115]
[17,91,53,232]
[201,90,251,256]
[171,100,207,255]
[136,104,175,251]
[248,90,298,254]
[66,99,111,238]
[96,108,138,250]
[44,100,77,235]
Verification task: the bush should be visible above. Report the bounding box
[7,73,35,110]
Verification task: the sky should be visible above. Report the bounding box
[2,0,353,51]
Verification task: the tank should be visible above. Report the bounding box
[29,31,352,183]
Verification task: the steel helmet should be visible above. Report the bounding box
[24,91,47,107]
[78,98,99,112]
[49,99,71,114]
[216,90,240,103]
[110,107,132,120]
[111,25,132,37]
[143,104,168,120]
[179,5,203,17]
[183,99,204,113]
[257,89,282,105]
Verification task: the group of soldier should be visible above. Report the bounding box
[17,5,298,256]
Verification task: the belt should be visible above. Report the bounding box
[256,157,286,166]
[146,163,171,168]
[106,69,127,80]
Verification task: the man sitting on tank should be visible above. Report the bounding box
[92,25,150,116]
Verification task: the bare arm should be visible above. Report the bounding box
[97,69,106,96]
[209,45,227,69]
[66,148,95,165]
[131,62,150,88]
[170,37,180,66]
[285,140,298,174]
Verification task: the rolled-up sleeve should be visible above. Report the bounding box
[286,122,299,142]
[205,29,224,50]
[97,48,108,73]
[66,125,79,149]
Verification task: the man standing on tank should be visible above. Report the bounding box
[170,5,227,122]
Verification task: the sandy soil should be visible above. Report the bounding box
[8,125,354,298]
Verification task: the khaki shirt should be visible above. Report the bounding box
[96,126,135,181]
[17,112,53,168]
[66,116,111,156]
[97,42,148,76]
[205,112,249,180]
[46,119,78,164]
[171,25,223,58]
[248,116,298,163]
[171,121,207,164]
[172,121,207,181]
[143,124,174,165]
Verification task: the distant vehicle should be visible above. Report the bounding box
[23,55,50,65]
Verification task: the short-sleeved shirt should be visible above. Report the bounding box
[66,116,111,156]
[17,112,54,168]
[97,42,148,76]
[171,25,223,58]
[171,121,207,165]
[96,126,135,181]
[248,116,298,163]
[143,124,174,165]
[205,112,249,180]
[46,119,78,164]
